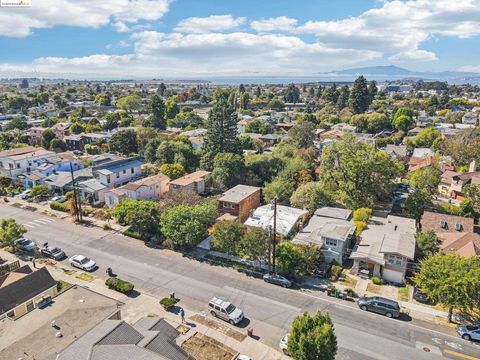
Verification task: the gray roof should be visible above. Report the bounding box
[96,321,143,346]
[218,184,260,203]
[78,178,106,192]
[313,207,352,221]
[43,167,93,188]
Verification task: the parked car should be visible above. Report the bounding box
[17,189,31,199]
[279,334,289,354]
[208,296,244,325]
[41,245,66,260]
[69,255,97,271]
[413,287,429,303]
[457,324,480,341]
[357,296,400,318]
[14,237,35,251]
[263,273,292,288]
[47,195,66,204]
[314,263,331,277]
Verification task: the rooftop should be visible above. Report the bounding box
[244,204,307,237]
[169,170,210,186]
[218,184,261,203]
[313,207,352,221]
[421,211,474,233]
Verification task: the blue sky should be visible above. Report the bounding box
[0,0,479,78]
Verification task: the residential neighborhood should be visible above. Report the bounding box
[0,1,480,360]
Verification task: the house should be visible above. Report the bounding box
[28,126,47,145]
[437,161,479,199]
[217,184,261,223]
[64,134,84,151]
[49,317,193,360]
[292,207,355,265]
[0,146,56,178]
[244,204,308,237]
[169,170,210,195]
[462,111,478,125]
[0,264,57,320]
[420,211,479,257]
[104,173,170,207]
[350,215,416,284]
[93,156,143,189]
[385,144,408,160]
[43,167,94,194]
[408,155,433,172]
[51,122,71,139]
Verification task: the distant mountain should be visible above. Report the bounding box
[322,65,480,83]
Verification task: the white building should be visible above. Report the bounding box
[0,146,56,178]
[93,157,143,189]
[244,204,308,237]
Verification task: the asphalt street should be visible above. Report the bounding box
[2,203,479,360]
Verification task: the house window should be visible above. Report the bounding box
[131,168,134,174]
[123,169,126,174]
[107,175,111,184]
[325,238,337,247]
[223,202,235,209]
[387,255,403,265]
[16,163,20,169]
[116,172,120,179]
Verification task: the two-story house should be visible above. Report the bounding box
[28,127,47,146]
[350,215,416,284]
[0,146,56,178]
[292,207,355,265]
[169,170,210,195]
[438,161,479,200]
[104,173,170,207]
[217,185,261,223]
[92,157,143,189]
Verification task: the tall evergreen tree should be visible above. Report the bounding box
[157,83,167,96]
[201,96,239,169]
[349,75,370,114]
[285,84,300,103]
[147,94,166,130]
[368,81,378,103]
[336,86,350,110]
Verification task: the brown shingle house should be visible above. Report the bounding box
[420,211,474,233]
[217,184,261,223]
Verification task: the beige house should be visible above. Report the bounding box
[0,264,57,320]
[438,161,479,200]
[169,170,210,195]
[104,173,170,207]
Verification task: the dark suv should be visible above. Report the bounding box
[357,296,400,318]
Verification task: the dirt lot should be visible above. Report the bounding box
[189,314,246,342]
[182,333,237,360]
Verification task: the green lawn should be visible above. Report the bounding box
[76,272,95,282]
[397,285,410,301]
[57,280,72,293]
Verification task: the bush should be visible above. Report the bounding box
[50,201,68,212]
[123,229,143,240]
[372,276,384,285]
[330,264,342,278]
[159,297,177,310]
[105,277,134,294]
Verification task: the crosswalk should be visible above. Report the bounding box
[23,218,55,228]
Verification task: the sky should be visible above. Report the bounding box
[0,0,480,79]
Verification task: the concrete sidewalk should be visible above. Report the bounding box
[0,249,287,360]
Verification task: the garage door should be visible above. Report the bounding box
[382,268,403,284]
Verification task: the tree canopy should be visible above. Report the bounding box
[0,218,27,246]
[109,129,138,155]
[349,76,370,114]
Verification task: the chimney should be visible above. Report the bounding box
[469,160,476,173]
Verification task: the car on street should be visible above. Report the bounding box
[14,237,36,251]
[279,334,289,354]
[69,255,97,271]
[357,296,400,318]
[17,189,31,199]
[41,245,66,260]
[413,287,429,303]
[208,296,244,325]
[47,195,66,204]
[457,324,480,341]
[263,273,292,288]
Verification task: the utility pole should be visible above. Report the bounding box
[69,163,82,223]
[267,225,272,274]
[272,196,277,274]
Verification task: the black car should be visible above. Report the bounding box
[314,263,331,277]
[413,287,429,303]
[357,296,401,318]
[41,246,66,260]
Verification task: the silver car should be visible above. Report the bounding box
[263,273,292,288]
[457,325,480,341]
[208,297,244,325]
[69,255,97,271]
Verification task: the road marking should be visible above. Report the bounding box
[444,349,480,360]
[24,223,36,228]
[416,341,442,355]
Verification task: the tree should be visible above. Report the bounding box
[116,95,142,113]
[276,242,323,278]
[84,144,101,155]
[464,185,480,215]
[164,98,179,119]
[349,76,370,114]
[409,166,441,193]
[392,115,414,132]
[103,112,120,131]
[336,86,349,110]
[320,136,402,209]
[94,92,111,106]
[41,129,56,149]
[158,83,167,96]
[19,79,29,88]
[264,177,295,205]
[201,95,239,169]
[109,129,138,155]
[144,138,162,163]
[0,218,27,246]
[288,310,337,360]
[402,188,432,220]
[124,200,161,238]
[69,122,85,135]
[290,182,334,213]
[161,202,217,249]
[288,122,315,149]
[238,228,270,264]
[147,94,166,130]
[440,129,480,166]
[158,189,203,211]
[411,128,440,147]
[5,117,28,131]
[210,153,246,190]
[159,163,185,180]
[368,81,378,103]
[268,98,285,111]
[245,119,272,134]
[415,230,438,258]
[414,254,480,322]
[285,84,300,103]
[211,220,244,255]
[30,185,50,197]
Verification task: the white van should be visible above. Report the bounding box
[208,297,244,325]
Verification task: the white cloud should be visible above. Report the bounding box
[460,65,480,73]
[174,15,245,34]
[114,21,130,33]
[251,16,297,32]
[389,49,438,62]
[0,0,171,37]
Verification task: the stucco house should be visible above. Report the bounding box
[93,157,143,189]
[0,146,56,178]
[217,184,261,223]
[169,170,210,195]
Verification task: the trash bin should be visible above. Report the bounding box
[247,327,253,337]
[170,292,175,299]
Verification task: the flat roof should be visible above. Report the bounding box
[218,184,261,203]
[0,285,122,360]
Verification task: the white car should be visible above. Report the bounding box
[17,189,31,199]
[48,195,66,204]
[208,297,244,325]
[279,333,289,354]
[69,255,97,271]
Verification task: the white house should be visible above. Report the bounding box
[104,173,170,207]
[0,146,56,178]
[93,157,143,189]
[244,204,307,237]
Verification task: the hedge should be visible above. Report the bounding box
[159,297,177,310]
[50,201,68,212]
[105,277,134,294]
[372,276,385,285]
